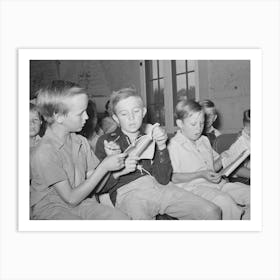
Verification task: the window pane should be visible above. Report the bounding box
[176,60,186,74]
[152,60,158,79]
[187,60,195,72]
[187,72,196,100]
[176,74,186,92]
[158,60,164,78]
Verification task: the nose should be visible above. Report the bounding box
[128,112,135,121]
[83,111,89,121]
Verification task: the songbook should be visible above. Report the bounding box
[219,149,250,177]
[123,123,159,159]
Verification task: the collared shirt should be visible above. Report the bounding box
[95,126,172,204]
[168,131,220,188]
[30,128,99,206]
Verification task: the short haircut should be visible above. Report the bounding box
[110,87,143,114]
[199,99,217,114]
[36,80,86,124]
[243,109,250,125]
[175,99,203,121]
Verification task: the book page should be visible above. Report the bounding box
[219,150,250,177]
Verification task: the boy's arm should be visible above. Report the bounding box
[54,154,126,206]
[172,170,221,184]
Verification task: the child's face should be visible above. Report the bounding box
[30,111,42,137]
[204,107,217,129]
[177,111,205,142]
[113,96,146,134]
[60,94,89,132]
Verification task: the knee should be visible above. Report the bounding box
[204,203,222,220]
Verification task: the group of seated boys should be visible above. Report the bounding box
[29,80,250,220]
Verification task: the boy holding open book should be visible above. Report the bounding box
[95,88,222,220]
[168,99,250,220]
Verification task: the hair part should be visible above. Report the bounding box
[36,80,87,124]
[110,87,143,114]
[175,99,203,121]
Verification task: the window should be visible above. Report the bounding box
[142,60,197,132]
[172,60,196,107]
[145,60,165,125]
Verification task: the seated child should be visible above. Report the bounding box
[221,109,250,184]
[101,100,118,134]
[200,99,221,146]
[30,80,130,220]
[168,100,250,220]
[30,103,42,152]
[95,88,222,220]
[79,99,104,152]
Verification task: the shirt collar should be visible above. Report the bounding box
[174,130,203,147]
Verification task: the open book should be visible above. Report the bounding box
[218,149,250,177]
[123,123,159,159]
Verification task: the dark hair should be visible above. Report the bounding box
[79,99,101,139]
[243,109,250,125]
[175,99,203,120]
[199,99,217,114]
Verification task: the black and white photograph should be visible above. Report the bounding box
[1,1,280,280]
[18,49,261,231]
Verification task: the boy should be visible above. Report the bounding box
[95,88,222,220]
[168,100,250,220]
[30,103,42,151]
[30,80,130,220]
[200,99,221,146]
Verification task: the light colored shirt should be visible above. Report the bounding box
[30,128,99,206]
[168,131,220,188]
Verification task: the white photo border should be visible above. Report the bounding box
[19,48,262,232]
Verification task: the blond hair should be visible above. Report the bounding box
[36,80,86,124]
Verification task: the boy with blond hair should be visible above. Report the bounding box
[30,80,129,220]
[95,88,222,220]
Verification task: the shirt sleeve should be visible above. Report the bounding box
[167,142,181,172]
[31,145,68,188]
[151,147,172,185]
[81,136,100,171]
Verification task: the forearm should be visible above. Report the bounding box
[172,171,203,184]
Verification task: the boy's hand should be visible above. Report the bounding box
[201,170,222,184]
[113,155,139,178]
[152,126,168,150]
[100,153,126,172]
[104,140,121,156]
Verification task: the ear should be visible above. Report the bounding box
[54,113,65,124]
[213,114,217,123]
[142,107,147,118]
[176,119,183,129]
[112,114,120,125]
